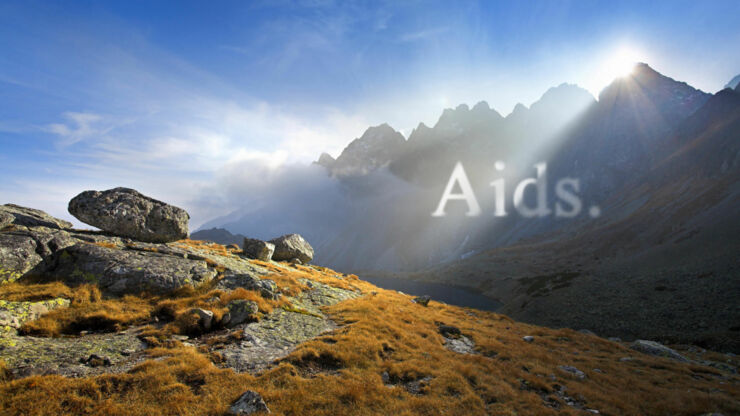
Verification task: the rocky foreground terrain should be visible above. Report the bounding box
[0,189,738,415]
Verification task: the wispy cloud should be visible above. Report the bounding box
[398,27,449,43]
[45,112,111,147]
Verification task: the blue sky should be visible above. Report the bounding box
[1,0,739,227]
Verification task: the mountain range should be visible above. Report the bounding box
[199,64,740,349]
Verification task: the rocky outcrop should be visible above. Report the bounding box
[243,238,275,261]
[46,243,217,296]
[0,204,73,230]
[269,234,313,263]
[630,340,689,362]
[68,188,189,243]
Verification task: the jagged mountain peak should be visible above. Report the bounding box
[325,123,406,177]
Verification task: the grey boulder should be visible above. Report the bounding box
[0,204,73,230]
[228,390,270,415]
[243,238,275,261]
[268,234,313,263]
[68,188,189,243]
[630,340,689,362]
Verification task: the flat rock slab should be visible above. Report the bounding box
[46,243,217,296]
[208,281,360,374]
[68,188,189,243]
[0,327,148,378]
[0,204,73,230]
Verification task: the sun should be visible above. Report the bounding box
[588,45,646,96]
[605,46,642,78]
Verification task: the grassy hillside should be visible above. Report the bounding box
[0,241,738,416]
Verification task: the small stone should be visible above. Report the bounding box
[413,295,431,306]
[558,365,586,379]
[381,371,390,384]
[523,336,534,343]
[438,324,461,338]
[228,390,270,415]
[608,337,622,342]
[82,354,111,367]
[190,308,214,331]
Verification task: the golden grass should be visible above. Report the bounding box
[1,266,737,416]
[0,282,77,302]
[172,239,232,257]
[92,241,119,249]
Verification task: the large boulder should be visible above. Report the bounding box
[242,238,275,261]
[0,204,73,230]
[268,234,313,263]
[68,188,189,243]
[45,243,217,296]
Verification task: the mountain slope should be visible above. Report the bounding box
[0,232,738,416]
[417,87,740,350]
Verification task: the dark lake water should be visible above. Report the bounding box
[359,275,502,312]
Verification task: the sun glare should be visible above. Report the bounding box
[588,45,646,96]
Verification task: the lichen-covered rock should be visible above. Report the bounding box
[0,212,13,229]
[0,298,70,330]
[228,390,270,415]
[215,281,359,373]
[68,188,189,243]
[268,234,313,263]
[217,271,279,300]
[0,204,73,230]
[45,243,217,296]
[0,227,87,283]
[242,238,275,261]
[0,326,147,378]
[630,340,689,362]
[225,300,259,328]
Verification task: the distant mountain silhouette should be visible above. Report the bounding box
[191,228,246,246]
